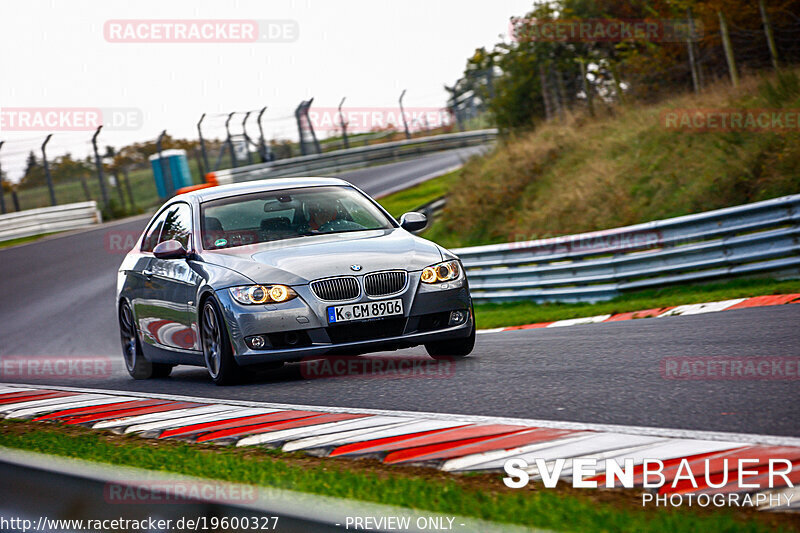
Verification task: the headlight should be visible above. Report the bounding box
[421,260,461,284]
[229,285,297,304]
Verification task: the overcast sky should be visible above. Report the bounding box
[0,0,533,181]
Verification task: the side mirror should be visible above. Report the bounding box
[153,239,188,260]
[399,212,427,233]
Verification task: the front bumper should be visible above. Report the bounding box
[214,272,473,365]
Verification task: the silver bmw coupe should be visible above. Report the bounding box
[116,177,475,384]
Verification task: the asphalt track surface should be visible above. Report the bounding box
[1,146,798,438]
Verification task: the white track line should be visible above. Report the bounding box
[283,419,423,452]
[236,416,412,447]
[559,439,749,478]
[0,393,108,413]
[547,315,612,328]
[283,419,464,452]
[440,434,595,472]
[657,299,746,317]
[4,382,800,447]
[5,396,138,419]
[93,406,213,429]
[518,435,667,477]
[124,407,275,434]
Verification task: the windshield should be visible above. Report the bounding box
[200,185,395,250]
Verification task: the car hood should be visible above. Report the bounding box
[200,228,444,286]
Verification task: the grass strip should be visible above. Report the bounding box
[0,421,793,532]
[474,278,800,329]
[377,170,457,218]
[0,233,55,249]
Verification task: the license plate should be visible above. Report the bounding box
[327,299,403,324]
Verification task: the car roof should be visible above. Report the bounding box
[182,177,354,203]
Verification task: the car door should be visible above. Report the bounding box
[132,208,168,349]
[145,202,202,354]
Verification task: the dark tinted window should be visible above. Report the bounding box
[141,210,168,252]
[160,203,192,249]
[200,186,394,250]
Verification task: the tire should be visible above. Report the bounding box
[425,321,476,359]
[200,298,241,385]
[119,302,175,379]
[119,301,153,379]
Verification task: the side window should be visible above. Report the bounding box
[141,210,168,252]
[159,203,192,249]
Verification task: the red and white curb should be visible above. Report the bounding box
[1,383,799,512]
[477,293,800,334]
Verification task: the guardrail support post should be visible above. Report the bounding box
[41,134,57,206]
[91,126,110,209]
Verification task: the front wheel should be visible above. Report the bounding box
[425,322,476,359]
[201,299,241,385]
[119,301,172,379]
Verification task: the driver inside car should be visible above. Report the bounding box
[306,201,339,231]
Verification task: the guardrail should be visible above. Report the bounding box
[211,129,498,184]
[0,201,102,242]
[454,194,800,303]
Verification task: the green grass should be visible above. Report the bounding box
[429,70,800,249]
[376,170,458,218]
[474,278,800,329]
[0,233,55,249]
[0,420,790,533]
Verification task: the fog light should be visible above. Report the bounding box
[248,335,266,349]
[449,310,467,326]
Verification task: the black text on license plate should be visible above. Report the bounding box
[327,299,403,323]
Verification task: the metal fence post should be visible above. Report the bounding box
[338,97,349,149]
[399,89,411,139]
[295,100,308,156]
[91,126,109,209]
[225,112,237,168]
[41,134,57,206]
[156,130,174,197]
[241,111,254,165]
[122,167,136,210]
[306,99,321,155]
[256,106,269,162]
[197,113,210,176]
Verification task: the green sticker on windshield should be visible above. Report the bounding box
[214,238,227,247]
